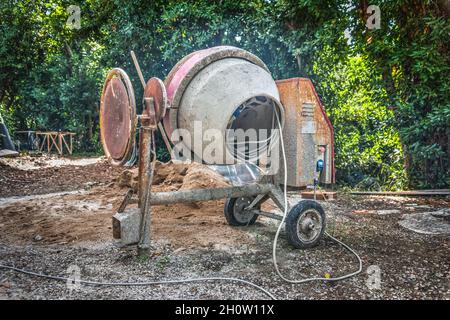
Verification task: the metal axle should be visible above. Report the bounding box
[148,184,274,205]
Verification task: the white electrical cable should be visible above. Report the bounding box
[0,264,276,299]
[272,109,363,283]
[226,98,281,165]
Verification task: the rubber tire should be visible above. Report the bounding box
[285,200,326,249]
[224,197,259,226]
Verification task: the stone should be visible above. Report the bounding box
[398,210,450,235]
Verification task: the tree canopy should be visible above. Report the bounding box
[1,0,448,189]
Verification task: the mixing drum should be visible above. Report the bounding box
[163,46,284,165]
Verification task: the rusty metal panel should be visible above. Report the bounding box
[143,77,167,125]
[102,78,130,159]
[100,68,136,166]
[276,78,335,187]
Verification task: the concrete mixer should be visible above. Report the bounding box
[100,46,333,255]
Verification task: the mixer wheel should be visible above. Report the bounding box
[224,197,259,226]
[285,200,326,249]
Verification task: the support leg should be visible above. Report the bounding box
[246,193,269,210]
[137,123,154,256]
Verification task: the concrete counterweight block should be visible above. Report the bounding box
[112,208,141,245]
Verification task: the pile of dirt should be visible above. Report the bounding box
[153,161,189,187]
[114,160,230,193]
[152,160,230,190]
[0,160,245,248]
[114,168,138,190]
[180,163,230,190]
[112,161,189,193]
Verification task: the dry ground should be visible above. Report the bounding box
[0,156,448,300]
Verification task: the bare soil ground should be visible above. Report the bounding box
[0,155,121,197]
[0,156,448,300]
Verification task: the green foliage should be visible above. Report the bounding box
[0,0,448,189]
[314,52,407,189]
[0,0,112,151]
[25,40,107,151]
[348,0,450,188]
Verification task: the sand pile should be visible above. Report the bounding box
[115,161,230,192]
